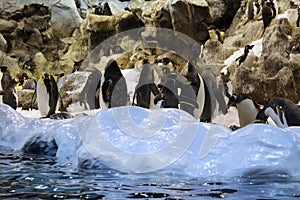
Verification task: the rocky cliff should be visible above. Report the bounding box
[0,0,299,108]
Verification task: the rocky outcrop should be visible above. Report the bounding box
[129,0,240,43]
[223,0,300,103]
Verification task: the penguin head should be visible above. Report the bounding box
[227,93,254,108]
[104,59,122,79]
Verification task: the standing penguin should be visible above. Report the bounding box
[0,66,12,92]
[228,93,261,127]
[36,73,59,117]
[133,60,160,109]
[297,5,300,27]
[262,2,275,29]
[3,79,18,110]
[154,69,180,109]
[236,45,255,66]
[100,59,127,109]
[180,62,202,118]
[79,68,101,110]
[0,66,18,109]
[248,0,260,21]
[256,98,300,127]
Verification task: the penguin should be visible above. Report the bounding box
[79,68,101,110]
[3,78,18,110]
[0,66,12,92]
[256,98,300,127]
[36,73,59,117]
[297,5,300,27]
[17,73,36,90]
[228,93,261,127]
[235,45,255,66]
[154,69,180,109]
[133,59,160,109]
[248,0,259,21]
[100,59,127,109]
[0,66,18,109]
[0,66,6,103]
[200,70,227,122]
[180,62,202,118]
[262,2,275,29]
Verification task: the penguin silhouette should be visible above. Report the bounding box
[3,79,18,110]
[154,68,180,109]
[133,60,159,109]
[297,5,300,27]
[262,2,275,29]
[80,68,101,110]
[0,66,18,109]
[101,59,127,108]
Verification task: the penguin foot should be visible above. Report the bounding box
[229,125,240,131]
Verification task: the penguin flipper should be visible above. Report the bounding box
[47,76,59,116]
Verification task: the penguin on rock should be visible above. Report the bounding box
[235,45,255,67]
[36,73,59,118]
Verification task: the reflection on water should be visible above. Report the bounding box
[0,147,300,200]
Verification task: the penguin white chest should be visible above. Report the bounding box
[36,80,50,116]
[242,51,256,68]
[236,99,259,127]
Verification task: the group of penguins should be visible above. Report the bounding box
[1,56,300,129]
[248,0,277,30]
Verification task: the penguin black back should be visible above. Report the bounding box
[80,68,101,110]
[262,2,275,29]
[134,62,159,109]
[3,79,18,110]
[0,66,12,90]
[39,73,59,117]
[102,59,127,108]
[256,98,300,127]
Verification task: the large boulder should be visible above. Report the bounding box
[129,0,240,43]
[262,18,292,59]
[51,0,83,38]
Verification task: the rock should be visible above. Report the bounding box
[262,18,292,59]
[88,13,116,32]
[57,71,91,111]
[263,67,298,103]
[17,89,35,107]
[24,14,51,32]
[202,39,235,68]
[117,11,144,32]
[0,55,19,77]
[0,33,8,52]
[223,21,264,48]
[263,52,291,77]
[0,19,17,34]
[51,0,83,38]
[128,0,238,43]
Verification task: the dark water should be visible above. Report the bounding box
[1,147,300,200]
